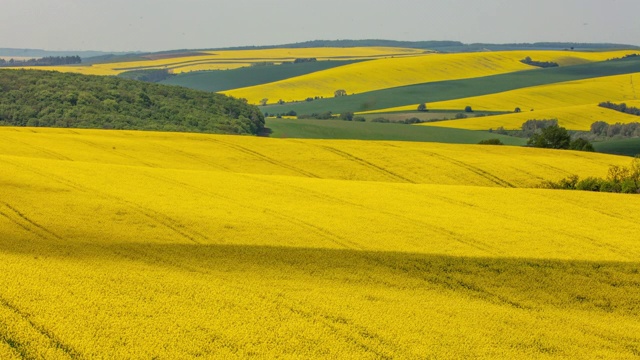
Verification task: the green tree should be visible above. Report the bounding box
[464,106,473,113]
[527,125,571,149]
[417,103,427,111]
[334,89,347,97]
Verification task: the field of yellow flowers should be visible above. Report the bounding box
[7,47,425,76]
[1,127,639,358]
[223,50,637,104]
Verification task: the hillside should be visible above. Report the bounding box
[1,127,639,358]
[0,69,264,134]
[7,47,425,76]
[262,56,640,115]
[160,60,363,92]
[224,50,638,105]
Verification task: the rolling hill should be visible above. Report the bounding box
[224,50,638,105]
[1,127,639,358]
[0,69,264,134]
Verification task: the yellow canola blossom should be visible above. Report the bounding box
[1,128,640,358]
[0,127,629,187]
[372,72,640,121]
[3,65,121,76]
[424,72,640,112]
[6,47,424,76]
[422,103,640,130]
[223,50,638,104]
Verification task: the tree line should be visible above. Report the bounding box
[0,69,264,135]
[0,56,82,67]
[540,157,640,194]
[520,57,559,68]
[598,101,640,116]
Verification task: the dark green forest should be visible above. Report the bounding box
[0,69,264,134]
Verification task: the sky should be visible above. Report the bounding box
[1,0,639,52]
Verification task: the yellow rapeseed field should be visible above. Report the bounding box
[1,127,639,358]
[420,72,640,112]
[223,50,638,104]
[422,103,640,131]
[5,47,424,76]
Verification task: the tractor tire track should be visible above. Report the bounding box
[316,145,415,183]
[417,149,515,187]
[0,294,82,359]
[0,136,73,161]
[207,138,320,178]
[140,172,363,250]
[0,202,63,240]
[0,157,205,245]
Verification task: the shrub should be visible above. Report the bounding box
[569,138,594,152]
[478,139,504,145]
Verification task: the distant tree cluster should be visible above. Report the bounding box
[0,69,264,135]
[589,121,640,138]
[0,56,82,67]
[540,157,640,194]
[598,101,640,116]
[520,56,559,68]
[334,89,347,97]
[607,53,640,61]
[292,58,317,64]
[298,111,334,120]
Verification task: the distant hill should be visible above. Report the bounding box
[16,40,636,65]
[203,40,639,52]
[0,48,137,59]
[0,69,264,134]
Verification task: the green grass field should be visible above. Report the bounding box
[261,57,640,115]
[161,60,362,92]
[593,137,640,156]
[265,118,527,145]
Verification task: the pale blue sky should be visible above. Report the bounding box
[1,0,638,52]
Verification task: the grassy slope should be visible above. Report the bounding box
[160,60,362,92]
[1,128,639,359]
[593,137,640,156]
[265,118,527,145]
[261,57,640,115]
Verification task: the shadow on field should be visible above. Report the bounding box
[1,238,639,315]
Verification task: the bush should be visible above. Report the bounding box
[417,103,427,112]
[353,117,366,122]
[464,106,473,113]
[478,138,504,145]
[539,158,640,194]
[576,177,604,191]
[569,138,594,152]
[339,112,354,121]
[455,113,467,119]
